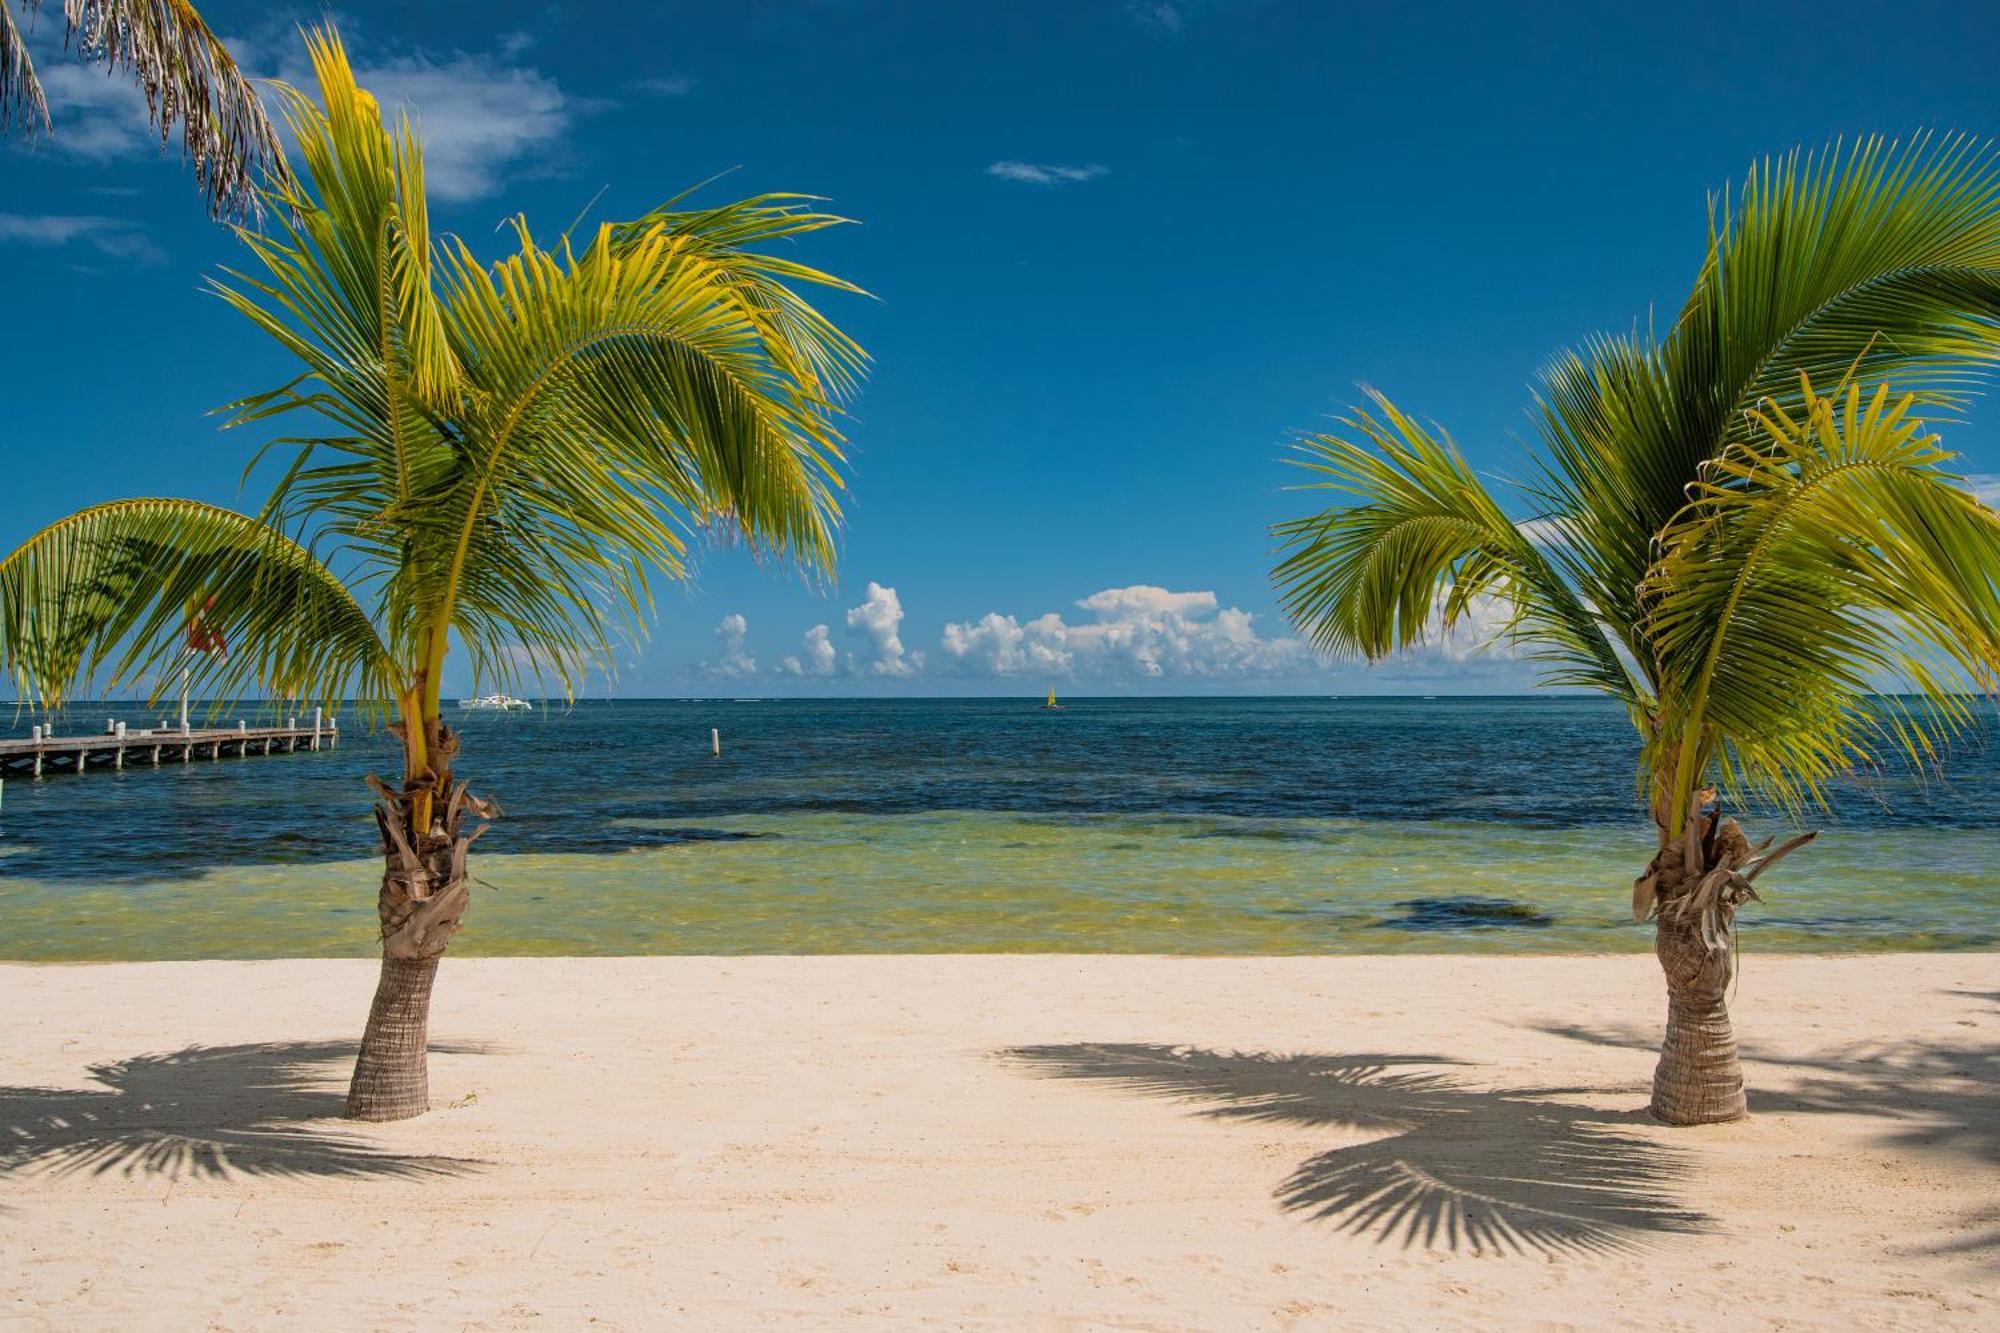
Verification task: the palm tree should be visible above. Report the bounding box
[0,0,286,218]
[0,30,867,1120]
[1271,135,2000,1124]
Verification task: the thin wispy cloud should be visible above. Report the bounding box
[1964,474,2000,508]
[0,213,163,264]
[635,74,696,96]
[986,160,1108,187]
[26,19,591,206]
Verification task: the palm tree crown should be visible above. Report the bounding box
[0,27,867,785]
[1274,135,2000,842]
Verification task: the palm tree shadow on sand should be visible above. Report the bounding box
[0,1041,485,1181]
[1001,1043,1710,1258]
[1539,989,2000,1265]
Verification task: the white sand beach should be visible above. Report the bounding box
[1,954,1994,1330]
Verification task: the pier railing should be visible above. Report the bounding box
[0,712,339,777]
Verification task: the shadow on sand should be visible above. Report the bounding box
[1002,1042,1709,1258]
[1539,987,2000,1263]
[0,1041,485,1182]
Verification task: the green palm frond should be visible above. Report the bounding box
[192,26,865,714]
[1275,133,2000,836]
[1645,376,2000,828]
[1273,392,1641,702]
[1536,134,2000,654]
[1,1,289,219]
[0,498,397,713]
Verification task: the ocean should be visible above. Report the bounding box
[1,696,1993,958]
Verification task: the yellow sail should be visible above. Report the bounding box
[1045,687,1058,708]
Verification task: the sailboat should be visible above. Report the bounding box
[1044,687,1061,710]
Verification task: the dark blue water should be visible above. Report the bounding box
[2,696,1994,886]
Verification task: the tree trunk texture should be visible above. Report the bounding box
[345,726,492,1122]
[1631,804,1770,1126]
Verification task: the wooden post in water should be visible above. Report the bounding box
[711,727,721,756]
[313,707,323,751]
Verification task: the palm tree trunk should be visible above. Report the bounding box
[344,741,487,1122]
[1636,805,1759,1125]
[346,954,441,1121]
[1649,911,1746,1124]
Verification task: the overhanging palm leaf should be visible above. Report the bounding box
[1647,376,2000,823]
[0,1,288,219]
[0,498,394,712]
[1273,392,1642,703]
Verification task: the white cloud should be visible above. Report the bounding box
[986,160,1108,187]
[942,584,1307,681]
[304,49,575,202]
[707,613,756,678]
[1515,517,1572,548]
[1964,474,2000,508]
[846,582,920,676]
[31,23,584,205]
[940,611,1074,676]
[0,212,162,263]
[778,623,837,677]
[936,582,1522,683]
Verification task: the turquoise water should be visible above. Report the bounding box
[0,697,1994,958]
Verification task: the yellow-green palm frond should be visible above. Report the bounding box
[1535,134,2000,659]
[1272,391,1642,702]
[0,1,289,219]
[0,499,398,714]
[1645,376,2000,829]
[202,28,865,707]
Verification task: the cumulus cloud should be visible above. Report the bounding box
[937,582,1521,683]
[942,584,1307,681]
[0,212,162,263]
[778,623,837,677]
[986,160,1108,187]
[846,582,920,676]
[940,611,1074,676]
[706,613,756,678]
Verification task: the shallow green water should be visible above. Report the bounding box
[5,807,1992,959]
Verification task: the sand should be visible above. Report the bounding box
[0,954,1993,1330]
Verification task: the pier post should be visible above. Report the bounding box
[30,725,41,743]
[33,752,41,778]
[313,707,323,750]
[152,746,160,766]
[712,727,721,756]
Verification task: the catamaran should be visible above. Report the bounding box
[458,693,533,712]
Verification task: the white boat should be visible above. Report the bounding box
[457,693,533,712]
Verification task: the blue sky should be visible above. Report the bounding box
[4,0,1997,697]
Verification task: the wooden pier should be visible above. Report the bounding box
[0,714,339,778]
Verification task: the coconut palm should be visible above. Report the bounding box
[0,30,866,1120]
[1271,135,2000,1124]
[1,0,286,218]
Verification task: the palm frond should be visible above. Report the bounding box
[0,1,50,134]
[1273,391,1641,701]
[1645,375,2000,828]
[1537,134,2000,650]
[6,1,290,219]
[0,498,398,714]
[204,27,866,710]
